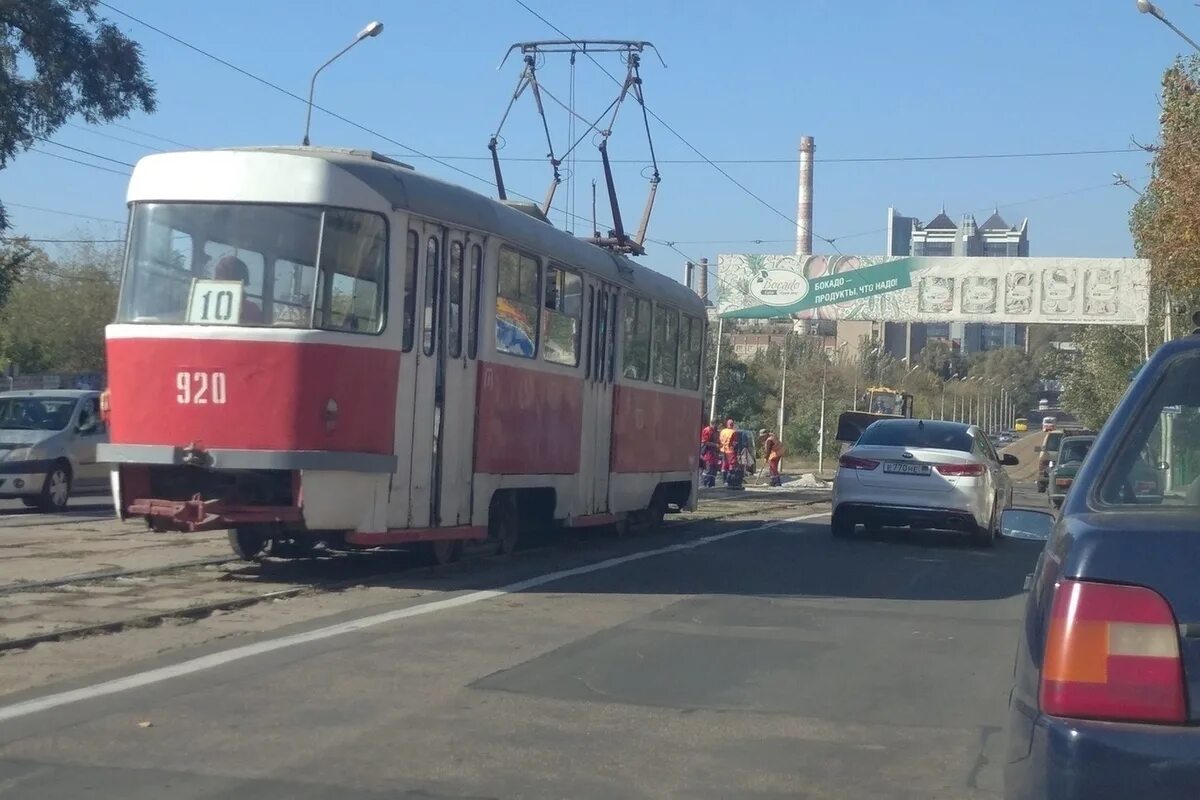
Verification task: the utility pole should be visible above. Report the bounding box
[708,316,724,423]
[777,333,788,435]
[817,354,828,475]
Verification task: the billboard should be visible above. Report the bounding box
[716,254,1150,325]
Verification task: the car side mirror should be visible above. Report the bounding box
[1001,453,1019,466]
[1001,508,1054,541]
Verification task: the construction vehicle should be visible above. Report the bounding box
[835,385,915,444]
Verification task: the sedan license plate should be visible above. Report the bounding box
[883,461,931,476]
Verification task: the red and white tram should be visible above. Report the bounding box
[100,146,706,560]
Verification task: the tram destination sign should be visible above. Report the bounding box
[716,254,1150,326]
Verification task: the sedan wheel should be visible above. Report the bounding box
[38,464,71,512]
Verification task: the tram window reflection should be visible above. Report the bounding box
[496,246,540,358]
[271,258,315,328]
[678,314,703,390]
[119,203,385,334]
[651,304,679,386]
[543,264,581,366]
[622,295,651,381]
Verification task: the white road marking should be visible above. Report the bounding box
[0,512,829,723]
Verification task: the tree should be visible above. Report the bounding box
[1060,327,1143,430]
[0,239,119,373]
[1130,57,1200,294]
[0,1,156,231]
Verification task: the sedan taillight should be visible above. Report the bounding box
[838,454,879,470]
[1041,579,1185,724]
[933,462,985,477]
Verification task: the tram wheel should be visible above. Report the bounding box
[489,496,520,556]
[228,527,269,560]
[645,492,668,529]
[429,538,463,565]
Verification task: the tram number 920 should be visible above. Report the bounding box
[176,371,227,405]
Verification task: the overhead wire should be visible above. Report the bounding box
[3,203,127,226]
[34,138,137,168]
[383,147,1142,165]
[107,121,195,150]
[63,122,165,152]
[96,1,613,234]
[25,149,131,177]
[509,0,842,253]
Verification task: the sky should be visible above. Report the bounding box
[1,0,1192,282]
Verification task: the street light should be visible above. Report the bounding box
[940,373,959,421]
[302,21,385,146]
[1137,0,1200,53]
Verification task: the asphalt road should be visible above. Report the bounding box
[0,485,1044,799]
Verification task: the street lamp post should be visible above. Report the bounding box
[302,21,385,146]
[1137,1,1200,53]
[940,374,958,421]
[817,352,830,476]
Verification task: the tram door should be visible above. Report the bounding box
[396,221,474,529]
[580,280,616,513]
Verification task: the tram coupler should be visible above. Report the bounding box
[129,494,303,533]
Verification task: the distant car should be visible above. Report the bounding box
[0,390,109,511]
[1014,417,1029,432]
[1047,435,1094,509]
[831,418,1018,546]
[1038,398,1049,411]
[1002,336,1200,800]
[1041,416,1057,432]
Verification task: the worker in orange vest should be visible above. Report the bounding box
[719,418,737,485]
[760,429,783,487]
[699,418,720,487]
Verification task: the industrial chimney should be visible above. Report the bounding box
[697,257,709,304]
[796,135,815,255]
[683,261,695,291]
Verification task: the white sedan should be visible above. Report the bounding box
[831,419,1018,546]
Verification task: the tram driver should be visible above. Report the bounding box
[212,255,265,324]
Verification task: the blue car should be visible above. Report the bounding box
[1001,335,1200,799]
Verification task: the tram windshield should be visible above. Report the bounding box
[117,203,387,333]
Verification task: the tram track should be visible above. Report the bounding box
[0,494,826,654]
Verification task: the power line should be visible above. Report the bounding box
[63,122,165,153]
[107,121,195,150]
[34,138,137,168]
[385,147,1141,165]
[3,203,127,226]
[26,149,131,177]
[509,0,841,253]
[0,237,125,244]
[826,179,1144,245]
[96,1,609,232]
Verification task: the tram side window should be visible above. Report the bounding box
[621,295,651,380]
[448,241,464,359]
[314,209,386,334]
[651,304,679,386]
[496,246,540,358]
[402,231,418,351]
[271,258,316,328]
[117,206,195,323]
[543,264,582,366]
[422,236,439,355]
[594,290,609,380]
[467,244,483,359]
[678,314,703,390]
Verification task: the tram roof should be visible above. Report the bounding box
[223,146,705,315]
